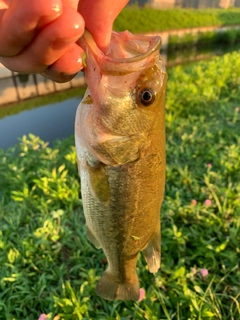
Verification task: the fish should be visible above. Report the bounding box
[75,30,167,301]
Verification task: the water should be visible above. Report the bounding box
[0,98,80,149]
[165,43,240,68]
[0,43,239,150]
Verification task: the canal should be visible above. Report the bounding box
[0,97,80,149]
[0,43,239,150]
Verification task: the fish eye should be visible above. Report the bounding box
[138,88,155,106]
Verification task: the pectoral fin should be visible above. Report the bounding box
[86,226,101,249]
[142,229,161,273]
[86,160,110,204]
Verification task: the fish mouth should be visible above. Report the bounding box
[79,30,162,74]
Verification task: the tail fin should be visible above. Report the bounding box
[96,270,140,301]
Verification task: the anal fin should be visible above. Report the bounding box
[142,230,161,273]
[86,226,101,249]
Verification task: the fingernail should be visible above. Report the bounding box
[43,69,78,83]
[58,72,78,82]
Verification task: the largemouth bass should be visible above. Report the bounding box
[75,30,167,301]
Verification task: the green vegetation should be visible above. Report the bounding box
[114,7,240,51]
[0,51,240,319]
[166,42,240,68]
[0,87,86,120]
[114,7,240,33]
[168,28,240,50]
[214,28,240,45]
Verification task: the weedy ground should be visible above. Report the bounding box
[114,7,240,33]
[0,52,239,320]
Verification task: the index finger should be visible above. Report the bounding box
[0,0,62,57]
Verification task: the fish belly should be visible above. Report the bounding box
[79,137,165,301]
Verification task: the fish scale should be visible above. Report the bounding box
[75,30,167,301]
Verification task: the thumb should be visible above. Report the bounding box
[78,0,129,52]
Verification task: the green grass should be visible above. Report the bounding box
[114,7,240,50]
[0,51,240,319]
[114,7,240,33]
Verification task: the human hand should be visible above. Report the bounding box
[0,0,85,82]
[0,0,128,82]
